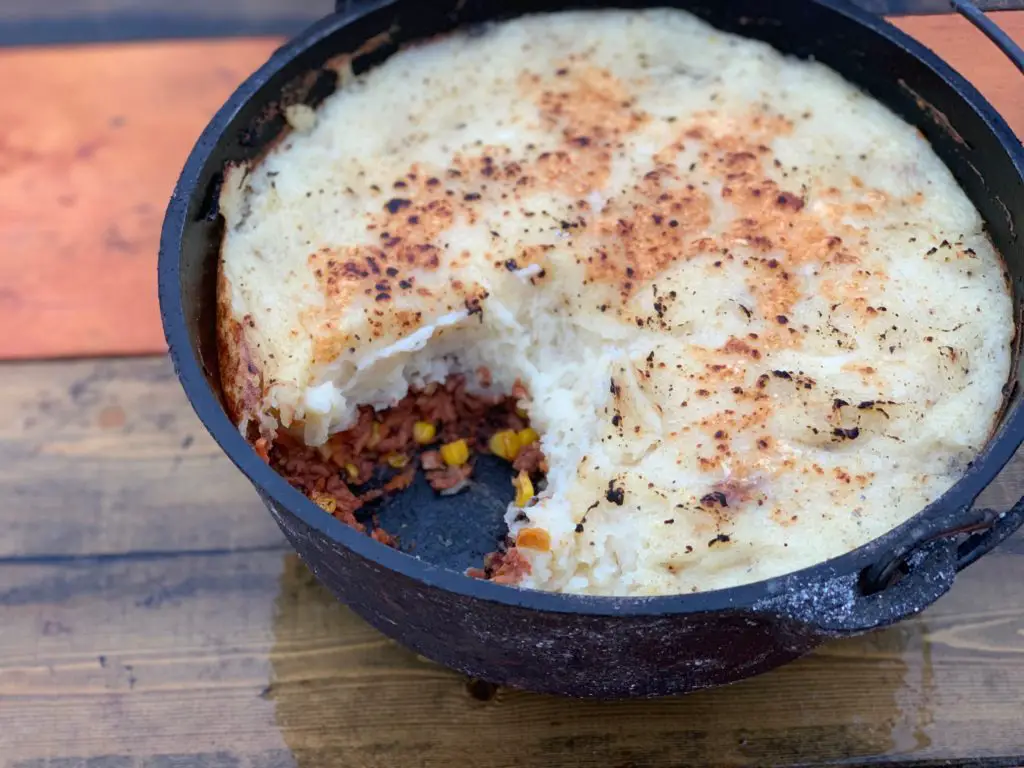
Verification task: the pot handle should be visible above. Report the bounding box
[784,495,1024,636]
[950,0,1024,74]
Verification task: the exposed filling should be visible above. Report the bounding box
[262,369,548,579]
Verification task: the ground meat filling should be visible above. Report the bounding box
[259,372,547,582]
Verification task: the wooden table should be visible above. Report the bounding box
[3,6,1024,767]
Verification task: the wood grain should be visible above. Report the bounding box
[3,550,1024,766]
[0,357,283,557]
[0,15,1022,360]
[0,39,280,361]
[2,356,1024,766]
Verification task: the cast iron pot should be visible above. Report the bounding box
[159,0,1024,698]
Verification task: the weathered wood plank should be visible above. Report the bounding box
[0,358,284,557]
[2,544,1024,766]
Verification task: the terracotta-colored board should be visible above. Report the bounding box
[0,38,281,360]
[0,16,1022,360]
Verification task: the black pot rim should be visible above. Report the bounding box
[158,0,1024,619]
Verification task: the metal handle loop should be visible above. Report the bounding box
[951,0,1024,74]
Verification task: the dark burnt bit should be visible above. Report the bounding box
[776,314,789,325]
[708,533,731,547]
[385,266,399,277]
[574,522,585,533]
[771,370,791,380]
[571,136,592,147]
[664,519,675,525]
[463,192,482,202]
[833,427,860,440]
[504,258,519,271]
[384,198,411,214]
[775,191,805,211]
[465,293,487,319]
[610,378,621,397]
[611,414,622,427]
[701,491,728,508]
[375,292,391,302]
[606,480,625,506]
[834,398,849,409]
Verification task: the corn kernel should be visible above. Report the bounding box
[488,429,520,461]
[515,405,529,419]
[440,439,470,467]
[516,427,539,447]
[413,421,437,444]
[516,526,550,552]
[344,463,360,482]
[367,421,381,450]
[513,470,534,507]
[386,453,408,469]
[312,494,337,514]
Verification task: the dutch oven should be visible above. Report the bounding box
[159,0,1024,697]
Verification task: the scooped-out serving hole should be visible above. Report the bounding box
[261,368,549,578]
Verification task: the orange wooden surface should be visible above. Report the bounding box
[0,38,280,360]
[0,16,1022,360]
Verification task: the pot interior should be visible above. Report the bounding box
[170,0,1024,577]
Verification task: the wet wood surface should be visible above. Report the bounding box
[0,13,1022,360]
[2,357,1024,767]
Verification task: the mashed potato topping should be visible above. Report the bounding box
[218,9,1013,595]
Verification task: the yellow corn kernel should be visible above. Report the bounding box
[413,421,437,445]
[516,526,550,552]
[516,427,539,447]
[367,421,381,450]
[488,429,520,461]
[513,470,534,507]
[386,453,408,469]
[344,463,360,482]
[440,439,470,467]
[515,405,529,419]
[312,494,337,514]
